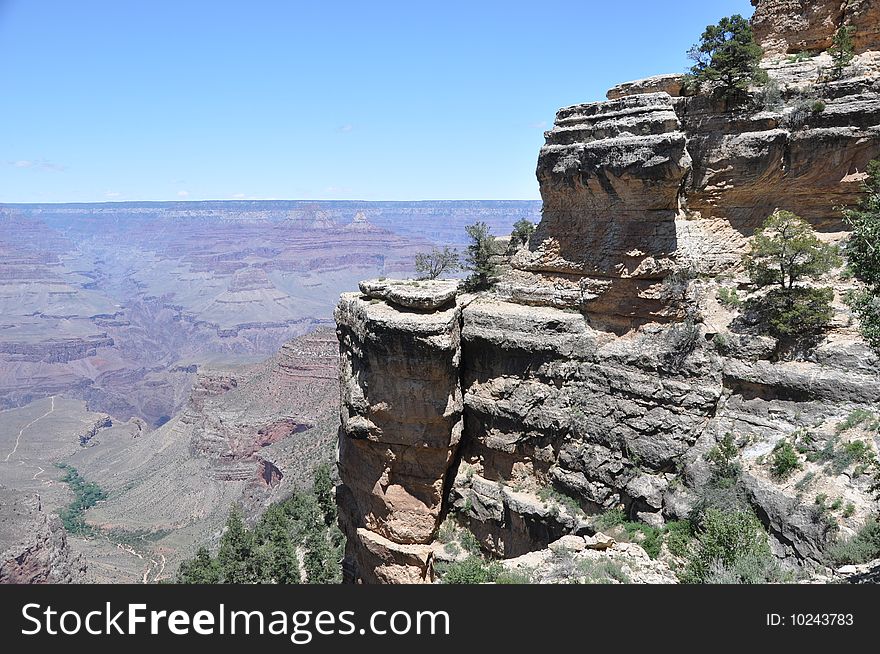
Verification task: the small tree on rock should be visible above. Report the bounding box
[829,25,856,80]
[511,218,535,247]
[687,14,767,106]
[463,222,498,291]
[743,210,840,339]
[414,246,459,280]
[843,160,880,350]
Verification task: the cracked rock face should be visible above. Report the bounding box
[335,292,465,583]
[751,0,880,56]
[0,487,85,584]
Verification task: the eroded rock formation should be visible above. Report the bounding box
[751,0,880,55]
[336,0,880,584]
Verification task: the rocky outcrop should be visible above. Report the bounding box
[751,0,880,55]
[335,0,880,583]
[505,93,691,330]
[607,74,685,100]
[335,285,465,583]
[0,487,85,584]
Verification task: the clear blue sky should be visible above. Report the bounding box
[0,0,754,203]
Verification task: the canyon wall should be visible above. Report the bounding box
[336,0,880,583]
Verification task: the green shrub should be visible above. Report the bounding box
[511,219,536,246]
[717,286,743,308]
[746,287,834,339]
[753,79,783,111]
[826,518,880,565]
[666,520,696,558]
[770,441,801,480]
[681,509,773,583]
[495,568,535,584]
[810,100,826,113]
[438,555,502,584]
[831,440,875,474]
[573,558,630,584]
[707,433,741,483]
[836,408,877,434]
[537,484,584,517]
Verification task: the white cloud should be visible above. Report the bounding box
[7,159,67,172]
[336,124,354,133]
[104,191,123,199]
[232,193,246,199]
[177,190,190,198]
[529,121,548,130]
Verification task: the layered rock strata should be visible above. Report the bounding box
[335,282,464,583]
[336,0,880,583]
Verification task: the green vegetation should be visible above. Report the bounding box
[495,568,535,584]
[594,509,664,559]
[706,433,741,484]
[743,210,840,339]
[843,160,880,351]
[538,484,584,518]
[829,25,856,79]
[786,51,816,63]
[462,222,498,291]
[437,555,502,584]
[55,463,108,535]
[716,286,742,308]
[770,441,801,480]
[511,218,536,246]
[826,518,880,565]
[810,99,826,113]
[176,464,342,584]
[836,408,879,434]
[414,246,459,280]
[572,558,630,584]
[686,14,767,105]
[745,211,840,291]
[753,78,783,111]
[680,508,780,584]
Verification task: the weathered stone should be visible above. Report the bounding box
[607,74,686,100]
[359,278,459,311]
[751,0,880,56]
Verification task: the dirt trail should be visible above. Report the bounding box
[4,396,54,462]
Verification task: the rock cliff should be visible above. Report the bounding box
[336,0,880,583]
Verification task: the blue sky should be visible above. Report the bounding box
[0,0,754,203]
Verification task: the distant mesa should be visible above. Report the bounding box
[343,211,382,233]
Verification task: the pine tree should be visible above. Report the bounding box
[312,463,336,527]
[743,211,840,339]
[687,14,767,105]
[829,25,856,79]
[217,506,254,583]
[844,160,880,350]
[176,546,220,583]
[463,222,497,291]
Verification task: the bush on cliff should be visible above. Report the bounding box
[680,508,780,584]
[511,218,536,247]
[742,210,839,339]
[686,14,767,106]
[414,246,459,280]
[829,25,856,80]
[463,221,499,291]
[826,517,880,566]
[843,160,880,351]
